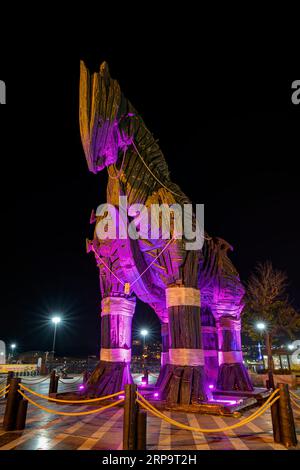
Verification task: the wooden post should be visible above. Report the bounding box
[136,409,147,450]
[5,371,14,398]
[49,370,58,395]
[271,394,281,443]
[123,384,138,450]
[3,378,22,431]
[277,383,297,448]
[16,399,28,430]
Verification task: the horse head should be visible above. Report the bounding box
[79,61,133,174]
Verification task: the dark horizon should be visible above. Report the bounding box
[1,42,299,357]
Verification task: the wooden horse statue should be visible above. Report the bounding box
[79,61,253,405]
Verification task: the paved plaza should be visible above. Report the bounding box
[1,377,299,451]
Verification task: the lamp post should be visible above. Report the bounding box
[51,316,61,361]
[140,329,148,350]
[10,344,16,361]
[140,329,148,372]
[256,322,275,389]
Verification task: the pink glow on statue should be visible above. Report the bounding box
[210,398,238,405]
[92,118,133,173]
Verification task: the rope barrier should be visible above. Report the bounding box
[58,376,83,384]
[290,397,300,411]
[137,397,280,433]
[136,389,280,434]
[19,383,124,404]
[0,384,10,395]
[18,389,124,416]
[22,375,51,385]
[290,391,300,401]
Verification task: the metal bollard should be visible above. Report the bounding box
[3,378,22,431]
[123,384,138,450]
[136,409,147,450]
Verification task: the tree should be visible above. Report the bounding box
[243,261,300,342]
[243,261,300,386]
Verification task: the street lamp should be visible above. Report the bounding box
[140,329,148,349]
[10,344,16,359]
[140,329,148,372]
[255,322,275,389]
[51,316,61,360]
[288,344,295,351]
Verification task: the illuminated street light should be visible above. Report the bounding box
[51,315,62,360]
[9,343,16,361]
[140,329,148,349]
[255,321,274,389]
[288,344,295,351]
[140,329,149,371]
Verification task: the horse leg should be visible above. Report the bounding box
[215,315,253,391]
[201,305,219,389]
[86,296,136,396]
[158,286,211,405]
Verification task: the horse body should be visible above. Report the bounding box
[81,61,253,403]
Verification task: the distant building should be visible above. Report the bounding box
[0,340,6,364]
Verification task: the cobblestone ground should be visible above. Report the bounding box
[0,377,299,451]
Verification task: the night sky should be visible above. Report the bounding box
[1,29,299,357]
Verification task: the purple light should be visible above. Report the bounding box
[153,392,159,398]
[78,384,85,391]
[140,381,146,387]
[208,384,214,390]
[118,394,125,399]
[211,399,238,405]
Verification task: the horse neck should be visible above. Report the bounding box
[107,112,189,207]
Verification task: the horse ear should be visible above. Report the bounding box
[79,60,92,167]
[100,61,110,81]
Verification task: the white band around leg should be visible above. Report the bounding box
[166,287,201,308]
[169,348,204,366]
[100,348,131,363]
[101,296,136,317]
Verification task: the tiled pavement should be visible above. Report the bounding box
[0,378,299,451]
